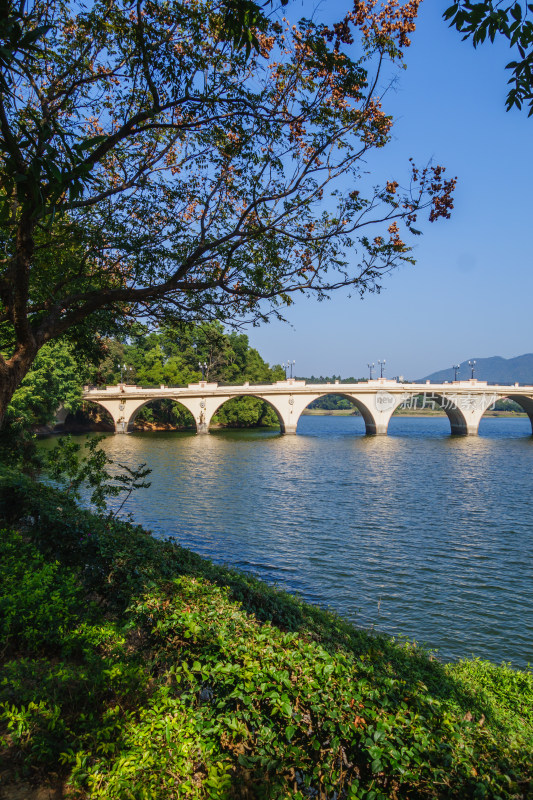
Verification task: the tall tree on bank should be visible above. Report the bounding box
[0,0,456,424]
[444,2,533,114]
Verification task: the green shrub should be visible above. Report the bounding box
[0,529,83,653]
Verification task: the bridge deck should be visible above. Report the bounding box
[83,378,532,399]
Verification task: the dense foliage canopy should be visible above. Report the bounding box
[0,0,456,424]
[4,319,288,432]
[93,323,286,428]
[6,340,88,429]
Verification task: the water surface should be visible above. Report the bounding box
[55,416,533,666]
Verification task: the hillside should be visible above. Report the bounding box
[419,353,533,384]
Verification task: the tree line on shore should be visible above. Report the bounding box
[5,319,366,434]
[6,323,290,432]
[6,323,524,437]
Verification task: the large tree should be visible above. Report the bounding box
[0,0,456,424]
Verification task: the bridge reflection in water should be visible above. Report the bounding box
[80,378,533,437]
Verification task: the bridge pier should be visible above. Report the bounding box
[445,400,487,436]
[364,421,389,435]
[450,421,480,436]
[349,391,399,435]
[54,405,69,429]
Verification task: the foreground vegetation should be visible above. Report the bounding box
[0,469,531,799]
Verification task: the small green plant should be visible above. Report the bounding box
[44,435,151,515]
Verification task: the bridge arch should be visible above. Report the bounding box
[386,391,471,435]
[82,398,125,432]
[423,393,470,435]
[205,394,286,433]
[295,392,376,434]
[480,392,533,434]
[388,390,519,436]
[82,394,203,433]
[126,398,196,432]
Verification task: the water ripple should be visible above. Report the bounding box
[72,416,532,666]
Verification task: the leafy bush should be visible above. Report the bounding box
[42,435,151,515]
[0,529,83,653]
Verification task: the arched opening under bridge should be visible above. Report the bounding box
[78,400,116,431]
[390,392,453,428]
[387,391,469,435]
[479,393,533,435]
[209,395,284,432]
[296,393,375,435]
[418,392,469,435]
[127,399,195,432]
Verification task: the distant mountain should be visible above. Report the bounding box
[418,354,533,385]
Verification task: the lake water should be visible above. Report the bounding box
[59,416,533,667]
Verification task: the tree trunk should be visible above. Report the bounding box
[0,210,39,428]
[0,345,38,429]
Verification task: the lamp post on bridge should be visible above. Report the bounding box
[198,361,208,380]
[367,362,375,380]
[117,362,133,383]
[453,364,460,381]
[378,359,386,379]
[283,359,295,379]
[468,360,476,379]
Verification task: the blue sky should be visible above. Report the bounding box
[248,1,532,380]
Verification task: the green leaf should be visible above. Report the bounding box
[285,724,296,741]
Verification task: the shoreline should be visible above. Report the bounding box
[303,409,527,418]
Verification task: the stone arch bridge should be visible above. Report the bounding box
[79,378,533,437]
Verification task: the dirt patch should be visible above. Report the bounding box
[0,779,65,800]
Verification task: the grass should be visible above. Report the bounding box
[0,468,531,799]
